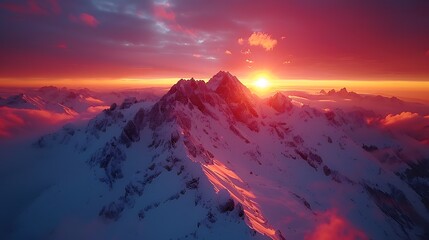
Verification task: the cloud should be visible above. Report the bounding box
[0,102,111,140]
[241,49,251,55]
[380,112,429,143]
[381,112,419,126]
[153,3,176,21]
[305,209,368,240]
[84,96,104,104]
[0,107,73,139]
[152,3,194,36]
[1,0,428,79]
[69,13,99,27]
[248,32,277,51]
[78,13,99,27]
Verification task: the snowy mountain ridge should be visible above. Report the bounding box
[2,71,429,240]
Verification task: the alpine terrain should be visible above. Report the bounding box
[1,71,428,240]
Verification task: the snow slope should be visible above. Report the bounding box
[1,71,428,240]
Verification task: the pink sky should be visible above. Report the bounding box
[0,0,428,82]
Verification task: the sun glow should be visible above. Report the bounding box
[254,77,270,89]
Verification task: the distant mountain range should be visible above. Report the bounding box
[0,86,165,140]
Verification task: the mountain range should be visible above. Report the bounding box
[1,71,428,240]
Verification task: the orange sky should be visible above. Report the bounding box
[1,75,428,104]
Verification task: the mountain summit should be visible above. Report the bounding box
[208,71,259,128]
[207,71,253,100]
[3,72,429,240]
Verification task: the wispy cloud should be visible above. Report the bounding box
[153,3,175,21]
[152,2,194,36]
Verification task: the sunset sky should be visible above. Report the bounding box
[0,0,428,89]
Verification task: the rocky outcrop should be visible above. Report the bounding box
[365,184,429,238]
[89,140,126,188]
[120,97,138,109]
[267,92,293,113]
[120,120,140,147]
[148,78,217,130]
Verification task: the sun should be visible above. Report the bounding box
[254,77,269,89]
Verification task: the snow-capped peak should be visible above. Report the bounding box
[207,71,259,126]
[267,92,293,113]
[167,78,209,98]
[207,71,253,101]
[208,71,241,89]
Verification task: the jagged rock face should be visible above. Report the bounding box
[146,74,262,134]
[207,71,253,104]
[207,71,259,130]
[267,92,293,113]
[120,120,140,147]
[132,108,146,129]
[88,140,126,188]
[324,87,361,99]
[109,103,117,111]
[87,108,124,137]
[148,78,218,130]
[120,97,138,109]
[365,183,429,239]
